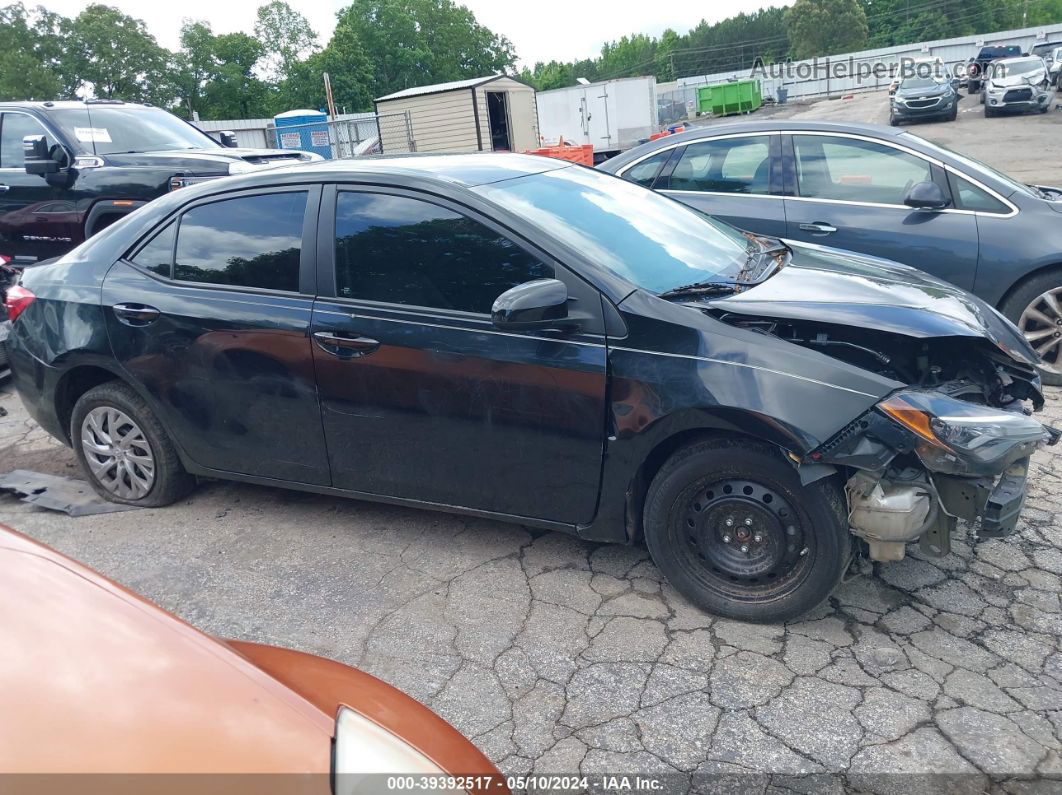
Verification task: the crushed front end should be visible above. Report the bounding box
[809,379,1058,561]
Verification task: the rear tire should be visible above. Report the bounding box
[71,381,194,507]
[1000,270,1062,387]
[643,437,851,623]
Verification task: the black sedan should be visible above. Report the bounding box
[600,120,1062,384]
[5,154,1057,622]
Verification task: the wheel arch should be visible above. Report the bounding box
[621,425,802,545]
[83,200,148,239]
[997,261,1062,317]
[53,363,126,443]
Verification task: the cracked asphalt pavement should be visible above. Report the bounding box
[3,378,1062,791]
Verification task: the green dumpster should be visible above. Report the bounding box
[697,80,763,116]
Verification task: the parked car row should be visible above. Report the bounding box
[5,146,1059,627]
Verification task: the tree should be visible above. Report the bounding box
[333,0,516,99]
[274,21,374,114]
[786,0,869,59]
[64,4,171,104]
[0,3,68,100]
[254,1,318,83]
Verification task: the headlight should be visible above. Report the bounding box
[333,706,443,793]
[877,391,1048,475]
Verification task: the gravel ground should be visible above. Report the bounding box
[3,89,1062,790]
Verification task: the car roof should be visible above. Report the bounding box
[0,100,154,111]
[224,151,574,189]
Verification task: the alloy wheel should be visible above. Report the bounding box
[80,406,156,499]
[1018,286,1062,375]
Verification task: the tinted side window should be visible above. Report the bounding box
[1,113,52,169]
[174,192,306,291]
[948,173,1009,214]
[623,150,671,187]
[334,192,553,314]
[794,135,932,205]
[131,222,176,277]
[666,136,771,194]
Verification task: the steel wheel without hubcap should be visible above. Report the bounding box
[679,478,814,603]
[1018,286,1062,376]
[80,406,156,499]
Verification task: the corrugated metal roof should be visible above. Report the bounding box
[375,75,503,102]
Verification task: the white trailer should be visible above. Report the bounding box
[535,76,658,161]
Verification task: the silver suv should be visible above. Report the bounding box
[981,55,1052,115]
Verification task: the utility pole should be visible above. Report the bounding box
[323,72,337,119]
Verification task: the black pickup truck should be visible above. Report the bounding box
[0,100,320,265]
[966,44,1024,94]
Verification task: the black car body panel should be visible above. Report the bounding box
[6,154,1050,560]
[0,101,317,264]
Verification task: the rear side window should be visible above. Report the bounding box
[664,136,771,194]
[334,192,552,314]
[173,192,306,292]
[623,150,672,187]
[131,222,176,277]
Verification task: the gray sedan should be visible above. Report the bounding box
[600,120,1062,384]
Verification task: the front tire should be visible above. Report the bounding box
[1000,270,1062,386]
[71,381,194,506]
[643,438,851,623]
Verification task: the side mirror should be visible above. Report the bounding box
[950,77,961,87]
[904,181,949,211]
[492,278,575,331]
[218,130,238,148]
[23,135,60,175]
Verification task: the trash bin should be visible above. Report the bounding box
[697,80,763,116]
[776,87,789,105]
[273,109,332,159]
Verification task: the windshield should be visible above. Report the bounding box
[475,166,751,294]
[900,76,945,90]
[47,106,221,155]
[903,133,1036,198]
[991,59,1043,77]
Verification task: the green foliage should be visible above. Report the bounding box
[786,0,869,59]
[334,0,516,99]
[0,4,67,100]
[254,1,318,83]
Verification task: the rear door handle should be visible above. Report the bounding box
[112,303,160,326]
[313,331,380,357]
[799,222,837,234]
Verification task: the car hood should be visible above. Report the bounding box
[102,147,313,173]
[988,71,1047,88]
[0,526,332,773]
[706,240,1040,367]
[896,84,951,98]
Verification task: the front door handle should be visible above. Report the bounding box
[0,184,9,193]
[799,222,837,234]
[113,302,160,326]
[313,331,380,357]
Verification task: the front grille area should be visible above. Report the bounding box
[907,97,942,109]
[1004,88,1033,102]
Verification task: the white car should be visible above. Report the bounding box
[981,55,1052,116]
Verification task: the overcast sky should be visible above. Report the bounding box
[40,0,783,67]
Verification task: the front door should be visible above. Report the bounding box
[0,112,72,262]
[782,133,979,291]
[651,134,787,237]
[311,186,608,523]
[103,186,330,485]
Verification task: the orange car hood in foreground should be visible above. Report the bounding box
[0,527,333,775]
[0,524,503,792]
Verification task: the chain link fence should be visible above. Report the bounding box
[259,111,417,159]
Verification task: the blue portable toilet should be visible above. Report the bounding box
[273,109,332,159]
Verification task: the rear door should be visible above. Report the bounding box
[103,185,331,485]
[627,134,786,237]
[0,112,71,263]
[310,185,609,523]
[782,133,979,290]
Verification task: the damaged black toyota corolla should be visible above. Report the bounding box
[5,154,1058,622]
